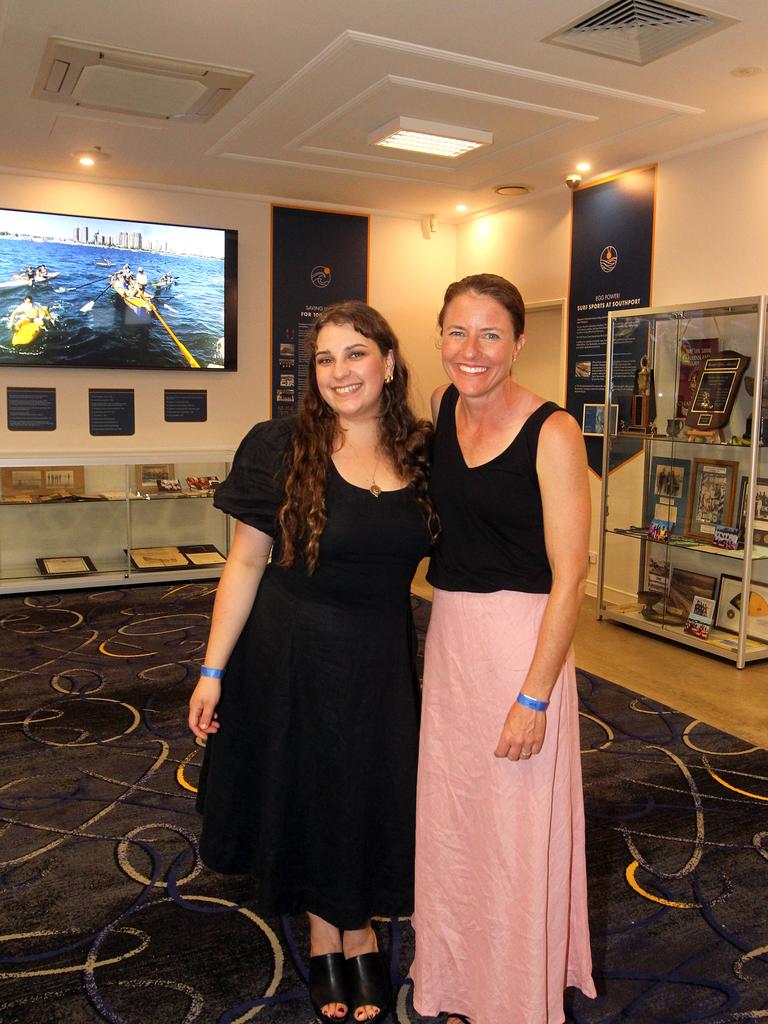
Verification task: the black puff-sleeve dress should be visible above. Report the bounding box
[196,418,432,929]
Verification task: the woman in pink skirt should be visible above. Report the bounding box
[411,274,596,1024]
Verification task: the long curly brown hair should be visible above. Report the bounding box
[278,300,437,572]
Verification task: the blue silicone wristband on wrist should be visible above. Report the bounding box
[200,666,225,679]
[517,691,549,712]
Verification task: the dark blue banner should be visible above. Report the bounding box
[271,206,369,418]
[566,167,656,474]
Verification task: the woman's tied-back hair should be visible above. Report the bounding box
[278,300,438,573]
[438,273,525,338]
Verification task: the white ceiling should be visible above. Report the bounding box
[1,0,767,221]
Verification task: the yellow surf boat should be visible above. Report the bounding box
[111,278,152,313]
[11,309,53,347]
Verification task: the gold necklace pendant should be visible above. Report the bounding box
[369,483,382,498]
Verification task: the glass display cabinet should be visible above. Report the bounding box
[597,296,768,668]
[0,450,233,593]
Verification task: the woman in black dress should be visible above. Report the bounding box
[188,301,435,1024]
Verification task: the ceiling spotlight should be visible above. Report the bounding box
[74,146,109,167]
[369,117,493,158]
[494,184,532,197]
[576,162,591,173]
[455,204,468,213]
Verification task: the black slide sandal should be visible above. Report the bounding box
[309,952,349,1022]
[345,951,391,1023]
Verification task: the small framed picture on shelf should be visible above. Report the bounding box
[179,544,226,566]
[129,546,190,570]
[715,574,768,642]
[683,595,716,639]
[649,456,691,535]
[685,458,737,541]
[713,524,739,550]
[668,566,717,616]
[582,403,619,437]
[36,555,97,577]
[647,517,674,541]
[646,556,670,595]
[2,465,85,499]
[737,476,768,546]
[157,478,182,493]
[135,464,174,492]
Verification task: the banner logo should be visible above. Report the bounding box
[600,246,618,273]
[311,265,332,288]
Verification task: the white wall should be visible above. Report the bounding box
[0,172,456,455]
[369,216,456,418]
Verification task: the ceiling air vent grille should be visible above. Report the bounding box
[33,38,252,120]
[544,0,737,65]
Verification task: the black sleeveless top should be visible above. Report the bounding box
[427,385,560,594]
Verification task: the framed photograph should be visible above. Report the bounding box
[135,464,174,492]
[649,456,691,535]
[1,465,84,498]
[737,476,768,546]
[36,555,97,577]
[582,402,619,437]
[179,544,226,566]
[715,574,768,643]
[646,556,670,595]
[129,546,190,570]
[668,566,717,616]
[685,458,738,541]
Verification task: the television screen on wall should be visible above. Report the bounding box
[0,207,237,370]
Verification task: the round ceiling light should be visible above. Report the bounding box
[494,184,532,197]
[73,147,110,167]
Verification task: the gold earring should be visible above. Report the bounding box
[385,373,393,384]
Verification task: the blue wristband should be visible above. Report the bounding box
[517,691,549,712]
[200,665,225,679]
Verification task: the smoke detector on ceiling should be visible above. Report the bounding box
[544,0,737,66]
[33,38,252,120]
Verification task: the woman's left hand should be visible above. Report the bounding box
[494,701,546,761]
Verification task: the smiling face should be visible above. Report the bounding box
[314,320,394,425]
[440,291,524,399]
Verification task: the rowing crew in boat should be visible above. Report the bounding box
[112,264,150,299]
[15,264,49,285]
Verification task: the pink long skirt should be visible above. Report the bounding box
[411,589,596,1024]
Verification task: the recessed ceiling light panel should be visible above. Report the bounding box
[369,117,492,158]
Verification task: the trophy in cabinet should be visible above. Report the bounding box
[629,355,656,431]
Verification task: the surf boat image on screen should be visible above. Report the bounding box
[0,207,237,370]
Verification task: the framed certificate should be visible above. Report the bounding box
[179,544,226,566]
[129,546,190,570]
[36,555,96,577]
[685,351,749,430]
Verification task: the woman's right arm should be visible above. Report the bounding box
[187,519,273,739]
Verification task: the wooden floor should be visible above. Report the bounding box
[412,564,768,748]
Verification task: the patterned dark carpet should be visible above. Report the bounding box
[1,582,767,1023]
